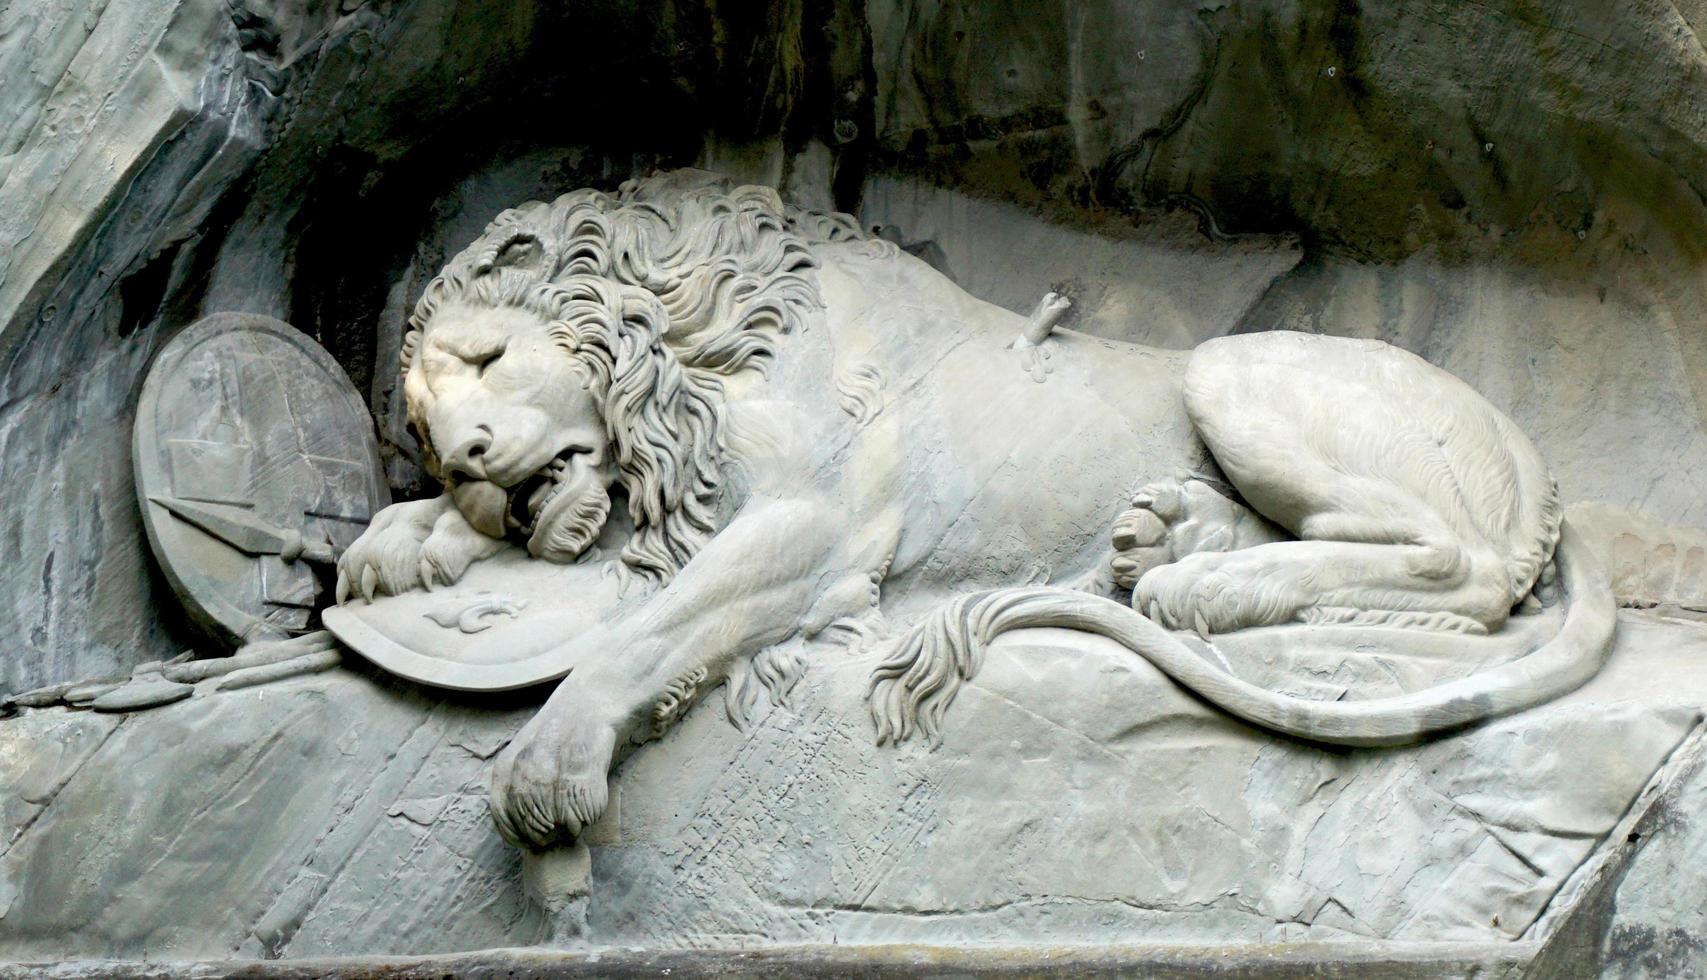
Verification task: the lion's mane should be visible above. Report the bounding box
[401,170,865,582]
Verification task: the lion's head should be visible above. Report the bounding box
[399,170,863,582]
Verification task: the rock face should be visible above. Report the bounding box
[0,668,543,960]
[2,610,1703,959]
[6,0,1707,971]
[1595,744,1707,978]
[867,3,1707,258]
[6,1,1707,692]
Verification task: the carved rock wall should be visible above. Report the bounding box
[4,2,1707,967]
[862,178,1707,532]
[3,611,1704,960]
[6,1,1707,694]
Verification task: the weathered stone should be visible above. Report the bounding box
[522,844,592,944]
[1548,703,1707,978]
[89,677,193,713]
[211,650,342,691]
[0,670,541,960]
[7,1,1707,971]
[0,940,1537,980]
[60,681,123,706]
[865,2,1707,261]
[9,0,1707,694]
[5,682,81,709]
[2,610,1703,960]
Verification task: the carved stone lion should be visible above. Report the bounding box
[337,170,1614,849]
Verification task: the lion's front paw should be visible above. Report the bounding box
[489,709,617,849]
[336,496,451,603]
[419,507,505,589]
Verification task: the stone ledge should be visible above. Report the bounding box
[0,941,1538,980]
[6,612,1707,960]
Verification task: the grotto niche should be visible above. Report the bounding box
[3,3,1707,977]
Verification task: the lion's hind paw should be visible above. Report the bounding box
[1111,477,1273,590]
[1133,550,1310,635]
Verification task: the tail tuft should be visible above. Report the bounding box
[869,589,1021,744]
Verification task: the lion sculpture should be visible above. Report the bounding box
[337,169,1614,849]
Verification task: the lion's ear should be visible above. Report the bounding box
[492,234,546,275]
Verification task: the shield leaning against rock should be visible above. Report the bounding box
[135,313,389,648]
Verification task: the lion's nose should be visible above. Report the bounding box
[440,427,492,483]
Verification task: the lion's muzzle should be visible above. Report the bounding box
[444,446,612,564]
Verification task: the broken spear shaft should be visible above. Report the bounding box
[149,496,341,565]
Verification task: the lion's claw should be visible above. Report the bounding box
[336,496,446,603]
[489,708,617,849]
[334,495,502,604]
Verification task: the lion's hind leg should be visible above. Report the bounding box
[1130,469,1514,634]
[1142,335,1533,635]
[1133,525,1511,635]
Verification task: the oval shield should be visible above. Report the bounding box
[134,313,389,647]
[322,545,627,691]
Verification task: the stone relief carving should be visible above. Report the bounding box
[134,312,389,646]
[320,170,1615,855]
[0,314,384,717]
[11,0,1707,961]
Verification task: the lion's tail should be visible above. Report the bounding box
[868,520,1615,748]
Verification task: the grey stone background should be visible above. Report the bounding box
[4,0,1707,695]
[5,3,1707,974]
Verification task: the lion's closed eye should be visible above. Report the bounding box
[431,334,509,376]
[468,344,505,376]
